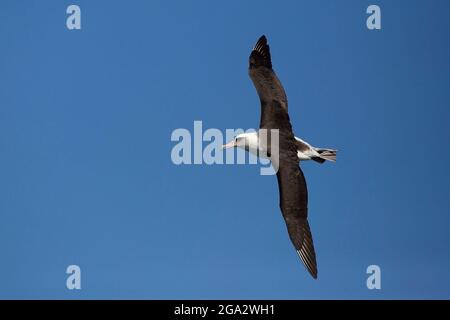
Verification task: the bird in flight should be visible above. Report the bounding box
[223,133,336,163]
[223,35,336,279]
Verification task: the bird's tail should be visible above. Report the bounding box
[314,148,337,162]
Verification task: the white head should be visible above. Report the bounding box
[222,132,259,152]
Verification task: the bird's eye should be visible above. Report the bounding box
[235,137,238,142]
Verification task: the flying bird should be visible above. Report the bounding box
[223,133,337,163]
[224,36,336,279]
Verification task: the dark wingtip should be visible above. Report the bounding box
[249,35,272,69]
[311,268,318,279]
[296,220,318,280]
[256,35,267,46]
[297,246,318,279]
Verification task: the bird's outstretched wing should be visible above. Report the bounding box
[248,35,289,129]
[276,164,318,279]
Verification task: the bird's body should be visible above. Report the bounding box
[223,36,336,279]
[225,132,336,163]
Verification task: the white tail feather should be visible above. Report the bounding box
[316,148,337,162]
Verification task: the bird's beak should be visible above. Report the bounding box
[222,140,236,149]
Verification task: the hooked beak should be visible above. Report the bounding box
[222,140,236,149]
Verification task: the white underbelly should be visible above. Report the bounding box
[297,151,313,161]
[249,147,269,159]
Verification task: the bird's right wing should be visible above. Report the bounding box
[276,164,318,279]
[248,36,289,129]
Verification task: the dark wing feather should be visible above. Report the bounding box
[249,35,288,130]
[277,164,318,279]
[251,35,272,69]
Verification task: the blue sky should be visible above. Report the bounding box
[1,0,449,299]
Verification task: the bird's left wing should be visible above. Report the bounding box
[276,163,318,279]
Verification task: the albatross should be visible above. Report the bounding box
[223,133,337,163]
[224,36,336,279]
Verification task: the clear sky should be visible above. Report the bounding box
[1,0,449,299]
